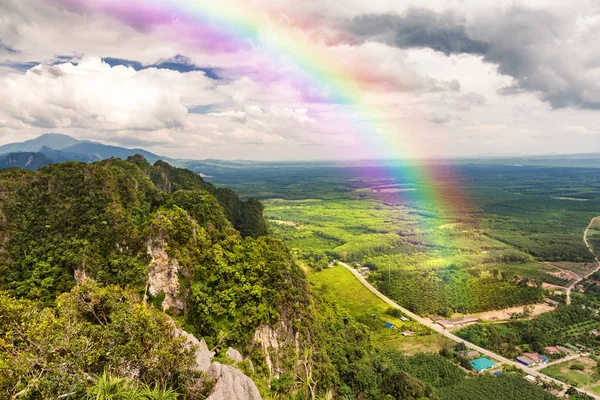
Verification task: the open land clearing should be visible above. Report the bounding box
[541,357,600,388]
[453,303,556,322]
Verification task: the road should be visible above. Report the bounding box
[566,216,600,304]
[338,261,600,399]
[532,353,587,370]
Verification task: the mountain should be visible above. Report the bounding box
[0,133,168,168]
[0,133,80,153]
[62,141,167,164]
[0,151,53,170]
[0,156,310,398]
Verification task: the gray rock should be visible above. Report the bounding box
[207,362,262,400]
[226,347,244,363]
[173,326,215,372]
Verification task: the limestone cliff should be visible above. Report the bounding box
[146,245,184,312]
[252,319,301,377]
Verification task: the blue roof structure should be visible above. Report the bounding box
[385,322,395,329]
[470,358,496,372]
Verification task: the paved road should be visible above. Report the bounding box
[338,261,600,399]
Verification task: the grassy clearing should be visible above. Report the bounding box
[540,357,600,387]
[308,265,453,353]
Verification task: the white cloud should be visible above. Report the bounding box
[0,0,598,159]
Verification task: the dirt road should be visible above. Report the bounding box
[566,216,600,304]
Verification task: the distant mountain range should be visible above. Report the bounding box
[0,133,169,170]
[0,133,598,171]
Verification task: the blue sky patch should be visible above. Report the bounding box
[103,55,221,80]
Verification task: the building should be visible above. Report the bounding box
[385,322,395,329]
[556,345,574,355]
[544,346,559,355]
[402,330,415,337]
[564,343,579,352]
[400,316,409,322]
[437,316,479,329]
[523,353,548,364]
[430,315,444,322]
[470,358,496,373]
[524,375,537,384]
[516,355,537,367]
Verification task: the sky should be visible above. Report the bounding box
[0,0,599,160]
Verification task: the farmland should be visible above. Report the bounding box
[201,161,600,317]
[541,357,600,388]
[307,263,454,354]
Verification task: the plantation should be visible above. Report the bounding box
[206,161,600,318]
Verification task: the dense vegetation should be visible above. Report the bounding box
[0,157,316,396]
[456,305,600,358]
[0,283,203,399]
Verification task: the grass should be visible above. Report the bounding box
[540,357,600,387]
[308,264,453,353]
[588,384,600,395]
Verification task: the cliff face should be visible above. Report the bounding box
[146,245,184,312]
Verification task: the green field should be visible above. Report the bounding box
[308,264,453,354]
[541,357,600,387]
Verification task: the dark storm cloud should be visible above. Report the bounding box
[347,7,600,110]
[347,9,489,56]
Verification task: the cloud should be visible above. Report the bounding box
[0,57,217,135]
[344,5,600,111]
[346,9,489,55]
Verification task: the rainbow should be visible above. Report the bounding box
[50,0,473,229]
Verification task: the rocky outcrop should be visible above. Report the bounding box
[173,325,260,399]
[173,325,215,372]
[226,347,244,364]
[207,362,262,400]
[253,320,300,377]
[146,245,184,312]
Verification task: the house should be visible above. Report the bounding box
[430,315,444,322]
[470,358,496,373]
[402,330,415,337]
[544,346,559,355]
[544,298,560,307]
[494,371,503,376]
[360,267,370,275]
[516,356,537,367]
[400,316,410,322]
[556,345,574,355]
[524,375,537,384]
[385,322,395,329]
[437,320,455,329]
[460,316,479,325]
[523,353,548,364]
[437,316,479,329]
